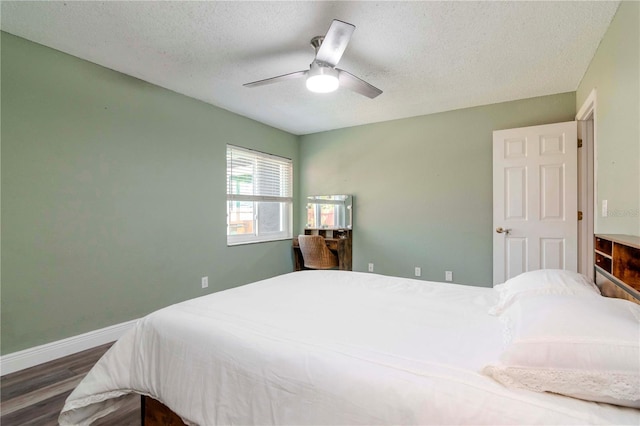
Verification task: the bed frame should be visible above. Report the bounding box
[600,280,640,304]
[141,395,187,426]
[139,253,640,425]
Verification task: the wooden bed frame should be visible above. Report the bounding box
[142,395,188,426]
[140,238,640,425]
[600,279,640,304]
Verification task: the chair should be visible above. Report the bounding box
[298,235,339,270]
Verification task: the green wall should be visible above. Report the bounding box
[299,93,576,285]
[1,33,299,355]
[577,0,639,235]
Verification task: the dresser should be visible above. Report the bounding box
[594,234,640,303]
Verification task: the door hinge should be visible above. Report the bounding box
[578,138,583,148]
[578,211,583,221]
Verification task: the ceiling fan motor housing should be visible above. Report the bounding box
[310,36,325,52]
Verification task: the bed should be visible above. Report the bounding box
[59,270,640,425]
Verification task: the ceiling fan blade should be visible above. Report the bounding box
[337,69,383,99]
[243,70,308,88]
[315,20,355,67]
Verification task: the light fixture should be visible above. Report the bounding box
[306,62,339,93]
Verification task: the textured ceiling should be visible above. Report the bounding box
[1,1,619,135]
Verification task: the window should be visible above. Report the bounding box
[226,145,293,245]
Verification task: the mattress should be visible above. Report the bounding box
[59,270,640,425]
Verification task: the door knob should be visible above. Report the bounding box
[496,227,511,235]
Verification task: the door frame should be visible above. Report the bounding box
[576,89,597,278]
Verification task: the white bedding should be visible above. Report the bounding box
[59,271,640,425]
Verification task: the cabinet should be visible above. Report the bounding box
[594,234,640,303]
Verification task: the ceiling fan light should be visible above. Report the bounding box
[306,62,339,93]
[306,74,339,93]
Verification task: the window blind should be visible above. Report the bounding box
[226,145,293,202]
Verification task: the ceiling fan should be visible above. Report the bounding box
[243,19,382,99]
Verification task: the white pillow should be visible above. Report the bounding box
[483,294,640,408]
[489,269,600,315]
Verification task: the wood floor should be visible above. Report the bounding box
[1,342,140,425]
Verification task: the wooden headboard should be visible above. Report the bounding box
[594,234,640,305]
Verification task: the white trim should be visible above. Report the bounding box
[576,88,597,120]
[0,319,138,376]
[576,89,597,278]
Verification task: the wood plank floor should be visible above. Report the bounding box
[1,343,140,425]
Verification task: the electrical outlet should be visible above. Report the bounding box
[201,276,209,289]
[445,271,453,282]
[368,263,374,272]
[414,267,421,277]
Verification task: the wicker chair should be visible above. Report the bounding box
[298,235,339,269]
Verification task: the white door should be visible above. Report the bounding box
[493,121,578,285]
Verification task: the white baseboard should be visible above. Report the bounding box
[0,319,139,376]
